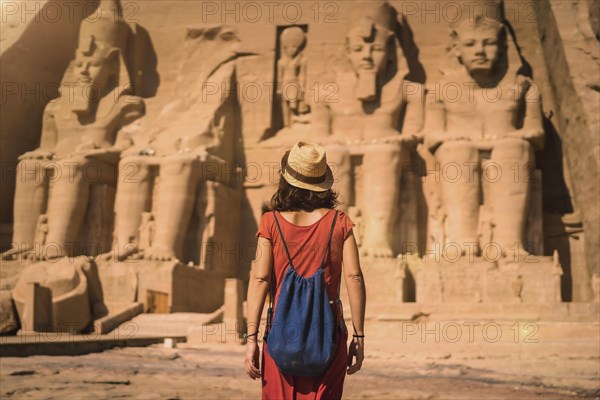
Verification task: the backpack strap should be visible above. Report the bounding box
[272,211,294,270]
[266,211,289,337]
[319,210,339,270]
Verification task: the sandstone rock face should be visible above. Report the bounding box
[1,0,598,316]
[536,0,600,300]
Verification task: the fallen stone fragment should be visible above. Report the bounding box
[9,370,35,376]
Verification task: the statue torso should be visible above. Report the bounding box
[47,89,129,158]
[327,72,405,141]
[442,73,529,140]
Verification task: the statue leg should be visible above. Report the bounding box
[361,143,401,258]
[42,157,91,259]
[323,143,351,213]
[144,155,200,261]
[3,159,48,258]
[281,98,291,128]
[435,141,481,257]
[489,138,534,258]
[112,156,155,260]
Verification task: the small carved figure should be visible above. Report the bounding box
[277,27,309,128]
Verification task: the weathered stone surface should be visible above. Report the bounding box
[0,289,19,335]
[11,257,105,333]
[0,0,598,324]
[416,256,562,304]
[536,0,600,297]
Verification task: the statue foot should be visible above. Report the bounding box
[100,245,139,262]
[1,246,32,261]
[143,246,179,262]
[25,244,66,261]
[500,243,531,262]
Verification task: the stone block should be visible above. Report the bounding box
[416,256,562,304]
[0,289,19,335]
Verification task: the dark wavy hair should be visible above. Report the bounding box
[270,176,340,212]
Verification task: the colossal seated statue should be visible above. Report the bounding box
[110,26,242,267]
[309,11,424,258]
[423,13,545,259]
[2,0,144,261]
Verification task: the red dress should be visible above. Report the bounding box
[256,209,355,400]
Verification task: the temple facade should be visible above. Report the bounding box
[0,0,598,334]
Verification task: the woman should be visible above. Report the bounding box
[245,141,366,400]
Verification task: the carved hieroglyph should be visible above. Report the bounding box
[423,12,544,259]
[2,0,144,261]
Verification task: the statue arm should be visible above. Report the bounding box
[423,88,446,153]
[39,107,58,149]
[520,80,545,150]
[19,108,56,160]
[300,57,308,96]
[401,81,425,141]
[277,59,284,94]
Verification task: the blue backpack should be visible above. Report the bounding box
[265,210,340,377]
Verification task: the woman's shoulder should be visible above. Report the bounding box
[332,209,356,231]
[260,210,277,225]
[256,211,276,238]
[333,208,352,221]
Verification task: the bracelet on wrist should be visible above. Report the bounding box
[243,331,259,339]
[353,334,365,338]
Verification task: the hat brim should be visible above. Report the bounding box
[281,156,334,192]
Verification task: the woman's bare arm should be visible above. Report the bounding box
[343,231,366,375]
[244,236,273,379]
[246,236,273,336]
[343,231,365,335]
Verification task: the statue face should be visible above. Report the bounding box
[70,46,118,113]
[283,44,300,58]
[73,47,116,90]
[347,32,389,76]
[455,27,502,73]
[285,45,298,58]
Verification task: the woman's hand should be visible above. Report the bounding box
[347,336,364,375]
[244,340,261,380]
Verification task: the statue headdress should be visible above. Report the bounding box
[74,0,133,95]
[357,2,410,81]
[449,0,506,46]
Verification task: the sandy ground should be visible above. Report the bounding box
[1,320,599,400]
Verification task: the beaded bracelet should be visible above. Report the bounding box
[243,332,259,339]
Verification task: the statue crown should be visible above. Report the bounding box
[78,0,129,56]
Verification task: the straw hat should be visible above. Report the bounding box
[281,141,334,192]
